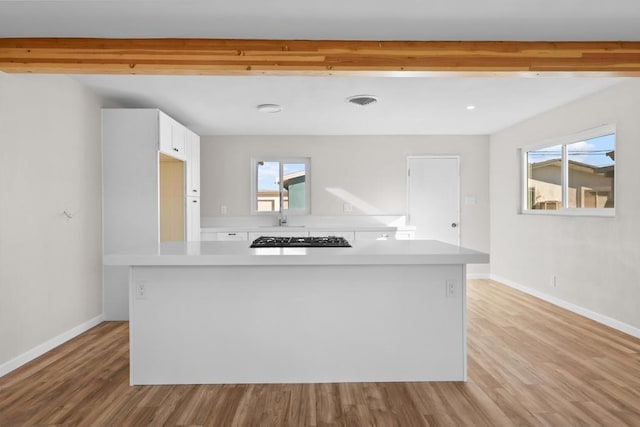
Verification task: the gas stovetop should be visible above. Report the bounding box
[250,236,352,248]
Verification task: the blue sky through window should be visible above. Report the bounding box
[257,161,279,191]
[528,133,615,167]
[567,134,615,167]
[258,161,306,191]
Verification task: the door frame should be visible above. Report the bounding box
[407,155,461,245]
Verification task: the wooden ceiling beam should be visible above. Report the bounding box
[1,38,640,76]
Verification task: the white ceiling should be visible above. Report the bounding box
[3,1,634,135]
[70,74,624,135]
[1,0,640,40]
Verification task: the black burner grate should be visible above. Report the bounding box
[250,236,352,248]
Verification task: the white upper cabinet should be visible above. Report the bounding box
[185,130,201,197]
[159,111,186,161]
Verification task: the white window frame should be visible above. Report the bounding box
[250,157,311,215]
[520,124,616,217]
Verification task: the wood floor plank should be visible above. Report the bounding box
[1,279,639,426]
[228,384,257,427]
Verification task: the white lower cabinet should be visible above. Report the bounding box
[354,231,415,240]
[217,232,249,241]
[201,231,216,241]
[394,231,415,240]
[201,229,412,242]
[201,231,248,241]
[354,231,394,240]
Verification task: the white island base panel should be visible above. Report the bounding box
[129,264,466,385]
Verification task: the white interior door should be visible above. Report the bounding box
[407,156,460,245]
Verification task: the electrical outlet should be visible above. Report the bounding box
[464,195,477,205]
[136,281,147,299]
[221,205,228,215]
[552,275,557,288]
[446,279,457,298]
[343,203,353,213]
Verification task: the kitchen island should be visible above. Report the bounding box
[104,239,488,385]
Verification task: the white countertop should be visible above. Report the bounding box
[104,239,489,266]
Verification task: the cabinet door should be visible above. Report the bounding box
[170,121,186,159]
[185,131,201,196]
[191,133,200,195]
[158,112,186,161]
[158,112,173,155]
[186,196,200,241]
[217,232,249,241]
[201,231,217,241]
[354,231,394,241]
[185,132,193,195]
[394,231,415,240]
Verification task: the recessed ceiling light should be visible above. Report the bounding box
[346,95,379,106]
[257,104,282,113]
[466,105,476,110]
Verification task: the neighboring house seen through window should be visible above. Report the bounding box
[522,125,615,216]
[251,158,310,214]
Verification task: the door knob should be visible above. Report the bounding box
[451,223,458,228]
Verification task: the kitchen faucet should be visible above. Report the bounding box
[278,211,287,226]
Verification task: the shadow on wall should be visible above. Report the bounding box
[325,187,385,216]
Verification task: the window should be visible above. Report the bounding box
[525,144,562,210]
[522,125,615,216]
[251,158,310,214]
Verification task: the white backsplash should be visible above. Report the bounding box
[201,215,408,228]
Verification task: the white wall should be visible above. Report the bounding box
[201,135,490,273]
[0,74,103,369]
[490,80,640,331]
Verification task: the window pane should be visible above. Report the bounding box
[257,161,280,212]
[282,162,306,210]
[567,134,615,209]
[527,145,562,210]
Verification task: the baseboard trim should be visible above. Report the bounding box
[490,274,640,339]
[467,273,490,280]
[0,314,104,378]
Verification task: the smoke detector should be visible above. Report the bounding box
[346,95,378,106]
[257,104,282,113]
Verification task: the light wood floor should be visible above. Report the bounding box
[2,279,640,426]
